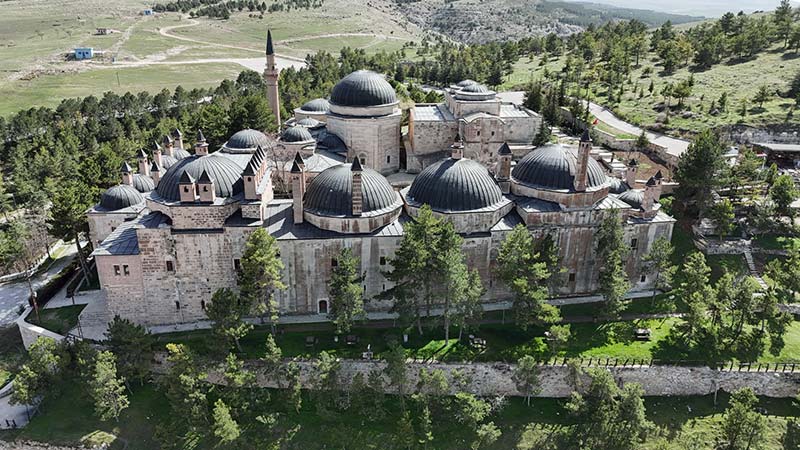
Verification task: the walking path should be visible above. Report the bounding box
[0,242,77,327]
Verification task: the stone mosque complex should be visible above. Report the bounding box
[87,31,674,327]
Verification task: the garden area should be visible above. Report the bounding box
[27,304,85,336]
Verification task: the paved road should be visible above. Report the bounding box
[0,242,78,327]
[496,91,691,160]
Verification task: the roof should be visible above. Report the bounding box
[407,157,506,212]
[266,29,274,55]
[120,161,133,173]
[92,212,172,256]
[300,98,330,112]
[99,184,145,211]
[498,142,512,155]
[413,104,455,122]
[304,163,400,217]
[281,125,314,143]
[753,142,800,153]
[512,143,607,191]
[296,117,323,128]
[156,155,243,201]
[456,79,478,87]
[499,104,531,118]
[330,70,397,108]
[607,176,630,194]
[224,129,272,152]
[132,174,155,193]
[460,83,489,93]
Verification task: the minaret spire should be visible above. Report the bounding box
[263,29,281,128]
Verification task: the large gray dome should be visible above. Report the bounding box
[100,184,144,210]
[304,164,398,217]
[300,98,330,112]
[330,70,397,107]
[225,129,271,151]
[282,125,313,143]
[132,174,155,193]
[156,155,244,201]
[407,158,504,212]
[512,144,607,191]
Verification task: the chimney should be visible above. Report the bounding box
[497,142,512,194]
[178,171,197,203]
[150,161,162,185]
[152,141,163,167]
[291,152,306,224]
[172,128,184,151]
[243,161,258,200]
[574,129,591,192]
[626,158,639,187]
[197,170,216,203]
[642,176,661,212]
[162,134,174,158]
[120,162,134,185]
[137,149,150,177]
[195,129,209,156]
[451,137,464,160]
[351,157,363,216]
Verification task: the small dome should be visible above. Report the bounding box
[156,155,244,201]
[512,144,607,191]
[330,70,397,108]
[457,79,478,87]
[296,117,322,128]
[300,98,330,112]
[132,174,155,193]
[460,83,489,93]
[618,189,646,209]
[407,158,504,212]
[607,177,630,194]
[161,154,179,170]
[173,148,191,159]
[281,125,314,143]
[304,164,398,217]
[100,184,144,210]
[225,129,271,151]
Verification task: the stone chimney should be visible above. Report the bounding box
[197,170,216,203]
[195,129,209,156]
[137,149,150,177]
[243,161,258,200]
[642,176,661,212]
[290,152,306,224]
[162,135,174,158]
[626,158,639,187]
[152,141,163,167]
[351,157,363,216]
[497,142,512,194]
[120,162,134,185]
[172,128,184,151]
[150,161,162,185]
[178,171,197,203]
[574,129,592,192]
[451,137,464,160]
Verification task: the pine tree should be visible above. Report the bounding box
[328,247,366,335]
[513,355,541,406]
[104,315,154,386]
[212,399,241,444]
[207,288,253,351]
[238,228,285,333]
[722,388,766,450]
[595,212,630,317]
[641,237,675,301]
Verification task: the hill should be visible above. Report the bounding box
[392,0,702,44]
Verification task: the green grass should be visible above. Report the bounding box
[754,234,796,251]
[28,305,86,335]
[4,376,797,450]
[0,325,26,389]
[706,254,749,282]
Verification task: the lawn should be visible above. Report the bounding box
[4,377,797,450]
[28,305,86,335]
[754,234,796,251]
[0,325,25,388]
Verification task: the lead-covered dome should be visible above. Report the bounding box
[100,184,144,210]
[300,98,330,112]
[618,189,645,209]
[456,79,478,87]
[155,155,244,201]
[407,158,504,212]
[281,125,314,143]
[224,129,271,151]
[132,174,155,193]
[512,144,607,191]
[460,83,490,93]
[330,70,397,107]
[304,164,398,217]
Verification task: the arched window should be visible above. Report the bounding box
[318,300,329,314]
[358,153,367,166]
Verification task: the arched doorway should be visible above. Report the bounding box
[318,299,329,314]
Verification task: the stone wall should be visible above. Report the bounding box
[16,307,66,350]
[326,112,401,175]
[720,124,800,145]
[188,359,800,398]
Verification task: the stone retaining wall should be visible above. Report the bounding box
[178,358,800,398]
[15,307,66,350]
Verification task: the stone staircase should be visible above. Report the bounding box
[743,249,769,290]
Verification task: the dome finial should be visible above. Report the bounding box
[266,29,274,56]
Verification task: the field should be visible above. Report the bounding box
[0,0,422,116]
[503,43,800,135]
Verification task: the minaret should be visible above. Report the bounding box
[263,30,281,127]
[574,129,591,192]
[351,157,363,217]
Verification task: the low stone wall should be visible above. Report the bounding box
[15,307,66,350]
[179,358,800,399]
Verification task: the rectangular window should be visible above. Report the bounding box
[568,273,576,282]
[640,274,647,282]
[175,301,181,310]
[113,265,120,276]
[386,155,391,164]
[234,259,241,271]
[379,256,386,266]
[166,261,174,272]
[123,265,130,276]
[331,258,338,267]
[630,238,638,250]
